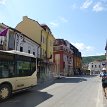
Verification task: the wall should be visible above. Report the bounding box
[16,16,42,45]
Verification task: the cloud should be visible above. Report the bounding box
[93,2,104,12]
[96,53,104,55]
[93,0,107,12]
[72,42,95,56]
[79,0,107,12]
[49,22,59,28]
[59,17,68,23]
[72,42,94,51]
[71,42,104,56]
[0,0,7,5]
[49,16,68,28]
[81,0,93,9]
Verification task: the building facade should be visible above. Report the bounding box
[70,44,82,75]
[88,60,106,75]
[0,23,40,58]
[53,39,74,76]
[15,16,55,82]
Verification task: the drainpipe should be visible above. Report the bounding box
[46,32,49,78]
[46,32,49,61]
[40,29,44,58]
[36,45,40,71]
[39,29,44,81]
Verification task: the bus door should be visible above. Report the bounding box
[15,61,31,90]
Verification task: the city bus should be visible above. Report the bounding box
[0,50,37,101]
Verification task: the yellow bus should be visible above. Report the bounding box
[0,50,37,101]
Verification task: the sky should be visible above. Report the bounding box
[0,0,107,57]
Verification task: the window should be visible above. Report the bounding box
[44,37,45,43]
[0,61,15,78]
[20,46,23,52]
[60,46,63,50]
[16,57,36,77]
[50,40,52,46]
[16,61,31,76]
[31,58,36,73]
[0,52,15,78]
[28,50,30,53]
[33,52,35,55]
[0,37,3,45]
[99,65,101,68]
[42,49,44,55]
[53,47,56,51]
[42,37,44,43]
[55,46,59,50]
[8,33,15,50]
[42,36,45,43]
[41,35,42,42]
[66,49,68,52]
[0,51,37,78]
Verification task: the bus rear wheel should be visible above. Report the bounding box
[0,84,12,101]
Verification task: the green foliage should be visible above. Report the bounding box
[82,55,106,64]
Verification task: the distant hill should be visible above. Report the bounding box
[82,55,106,64]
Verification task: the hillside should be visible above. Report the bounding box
[82,55,106,64]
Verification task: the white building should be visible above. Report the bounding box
[88,60,106,75]
[0,23,40,58]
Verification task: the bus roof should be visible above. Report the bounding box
[0,50,36,58]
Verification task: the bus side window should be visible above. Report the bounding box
[9,65,14,77]
[31,62,36,75]
[0,66,2,78]
[2,66,9,78]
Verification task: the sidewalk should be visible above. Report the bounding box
[103,92,107,107]
[103,97,107,107]
[97,76,107,107]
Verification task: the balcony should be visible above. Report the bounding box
[54,45,73,53]
[54,46,62,51]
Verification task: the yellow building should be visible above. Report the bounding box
[16,16,55,81]
[77,55,82,71]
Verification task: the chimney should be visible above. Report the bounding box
[23,16,28,21]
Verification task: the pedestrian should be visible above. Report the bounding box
[101,68,107,98]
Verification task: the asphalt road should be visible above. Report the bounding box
[0,75,105,107]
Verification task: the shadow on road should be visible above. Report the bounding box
[35,76,88,91]
[0,90,53,107]
[75,74,98,77]
[54,77,87,84]
[0,75,96,107]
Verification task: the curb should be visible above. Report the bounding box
[97,83,103,107]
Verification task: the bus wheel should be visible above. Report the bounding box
[0,84,12,101]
